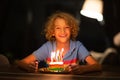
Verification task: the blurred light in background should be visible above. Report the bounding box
[80,0,103,22]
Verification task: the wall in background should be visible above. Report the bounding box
[0,0,120,62]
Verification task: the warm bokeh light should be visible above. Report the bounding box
[80,0,103,21]
[113,32,120,46]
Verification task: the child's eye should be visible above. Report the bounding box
[66,26,70,28]
[55,27,60,29]
[65,26,70,29]
[55,27,61,30]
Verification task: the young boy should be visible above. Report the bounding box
[16,11,102,74]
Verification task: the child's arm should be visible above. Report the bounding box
[69,55,102,74]
[15,54,38,72]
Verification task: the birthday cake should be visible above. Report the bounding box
[48,62,64,72]
[39,62,69,73]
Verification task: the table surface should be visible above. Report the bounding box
[0,65,120,80]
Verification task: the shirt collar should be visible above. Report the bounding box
[70,40,76,51]
[53,40,76,52]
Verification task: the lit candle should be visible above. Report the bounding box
[56,50,60,61]
[51,51,55,62]
[50,48,64,65]
[60,48,64,61]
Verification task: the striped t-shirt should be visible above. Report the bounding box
[33,40,90,67]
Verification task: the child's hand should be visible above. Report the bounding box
[27,60,38,72]
[68,64,85,74]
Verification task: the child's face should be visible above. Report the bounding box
[53,18,71,43]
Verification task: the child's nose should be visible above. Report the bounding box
[61,28,65,33]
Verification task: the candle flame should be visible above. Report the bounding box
[50,48,64,64]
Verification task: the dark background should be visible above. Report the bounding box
[0,0,120,63]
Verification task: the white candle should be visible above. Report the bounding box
[56,50,59,61]
[60,48,64,61]
[50,48,64,64]
[51,51,55,62]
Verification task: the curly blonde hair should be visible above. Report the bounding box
[44,11,80,41]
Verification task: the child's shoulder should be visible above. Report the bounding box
[71,40,83,46]
[71,40,82,44]
[43,41,54,46]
